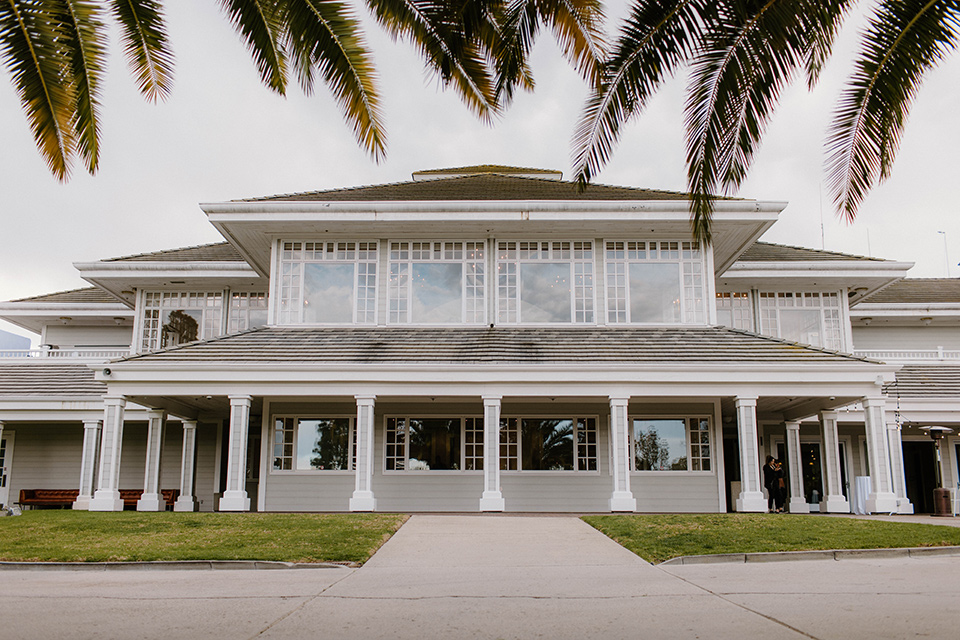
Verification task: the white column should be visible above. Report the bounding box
[819,411,850,513]
[886,419,914,514]
[479,395,505,511]
[89,396,126,511]
[785,421,809,513]
[863,397,898,513]
[137,410,167,511]
[219,395,252,511]
[735,396,767,512]
[350,395,377,511]
[174,420,199,512]
[73,420,102,510]
[609,397,636,512]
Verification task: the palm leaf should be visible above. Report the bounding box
[827,0,960,221]
[494,0,539,102]
[109,0,174,102]
[285,0,386,160]
[538,0,606,88]
[0,0,75,180]
[218,0,288,94]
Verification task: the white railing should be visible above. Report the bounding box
[0,348,130,361]
[854,347,960,362]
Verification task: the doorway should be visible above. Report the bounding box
[903,441,937,513]
[0,431,14,508]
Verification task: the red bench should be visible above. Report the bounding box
[18,489,180,510]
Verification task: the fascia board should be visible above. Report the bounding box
[0,302,133,316]
[72,261,257,279]
[850,303,960,315]
[723,261,913,279]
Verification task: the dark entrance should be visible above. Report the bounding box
[902,441,937,513]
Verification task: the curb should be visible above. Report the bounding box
[0,560,357,571]
[658,545,960,566]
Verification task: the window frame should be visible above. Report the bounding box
[757,291,843,351]
[715,291,754,331]
[499,415,601,473]
[270,414,356,474]
[228,291,269,333]
[139,290,224,353]
[277,241,378,325]
[383,416,485,474]
[387,241,487,325]
[629,415,714,474]
[496,241,596,324]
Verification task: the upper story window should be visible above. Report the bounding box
[140,292,222,352]
[758,291,842,351]
[388,241,485,324]
[606,241,705,324]
[228,292,268,333]
[278,242,377,324]
[497,241,594,323]
[716,292,754,330]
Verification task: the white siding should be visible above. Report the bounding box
[632,474,720,512]
[7,424,83,498]
[852,325,960,351]
[43,325,132,348]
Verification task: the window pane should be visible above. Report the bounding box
[304,263,355,323]
[296,418,351,470]
[161,309,201,347]
[779,308,822,346]
[633,419,687,470]
[412,263,462,323]
[521,419,574,470]
[408,418,461,470]
[520,263,571,322]
[629,263,681,322]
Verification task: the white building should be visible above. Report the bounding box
[1,166,957,514]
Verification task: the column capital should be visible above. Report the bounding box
[785,421,801,432]
[103,395,126,408]
[82,419,102,429]
[862,396,885,410]
[181,419,198,430]
[608,396,630,408]
[482,395,503,404]
[354,394,376,405]
[734,396,758,408]
[819,410,838,421]
[146,408,167,420]
[228,394,253,406]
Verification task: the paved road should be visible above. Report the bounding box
[1,515,958,639]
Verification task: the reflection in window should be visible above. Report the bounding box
[499,417,597,471]
[758,292,842,350]
[521,263,571,322]
[498,241,594,323]
[228,292,268,333]
[304,263,355,323]
[631,417,711,471]
[385,417,483,471]
[279,242,377,324]
[389,242,485,324]
[273,417,354,471]
[716,292,753,330]
[606,241,704,324]
[140,292,222,352]
[629,263,681,322]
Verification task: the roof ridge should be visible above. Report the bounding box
[103,241,234,263]
[751,241,881,262]
[11,286,104,303]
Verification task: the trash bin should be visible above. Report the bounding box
[933,488,953,517]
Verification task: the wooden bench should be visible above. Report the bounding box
[18,489,180,510]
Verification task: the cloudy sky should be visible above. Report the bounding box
[1,2,958,342]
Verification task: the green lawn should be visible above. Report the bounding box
[582,514,960,564]
[0,511,407,564]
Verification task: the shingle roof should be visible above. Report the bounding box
[739,242,883,262]
[857,279,960,304]
[11,287,118,304]
[239,174,704,203]
[119,326,871,364]
[0,363,105,397]
[885,366,960,398]
[103,242,244,263]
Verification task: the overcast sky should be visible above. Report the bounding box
[1,2,958,342]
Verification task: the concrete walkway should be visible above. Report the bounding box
[2,514,960,639]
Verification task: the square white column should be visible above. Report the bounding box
[219,396,252,511]
[609,397,636,512]
[886,419,914,514]
[175,420,199,512]
[137,410,167,511]
[480,395,505,511]
[735,396,767,512]
[73,420,102,510]
[785,421,809,513]
[89,397,126,511]
[819,411,850,513]
[350,395,377,511]
[863,397,898,513]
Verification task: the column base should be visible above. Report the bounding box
[88,490,124,512]
[72,495,92,511]
[479,491,505,512]
[349,491,376,512]
[897,498,915,515]
[609,492,637,512]
[174,496,199,512]
[218,490,251,512]
[866,492,898,514]
[736,491,767,512]
[788,498,810,514]
[137,493,165,512]
[823,495,850,514]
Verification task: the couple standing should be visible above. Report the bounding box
[763,456,787,513]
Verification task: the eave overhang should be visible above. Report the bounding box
[718,260,913,297]
[72,261,264,304]
[0,301,134,334]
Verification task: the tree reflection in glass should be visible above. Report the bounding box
[161,309,200,347]
[297,418,351,470]
[521,419,574,470]
[408,418,461,470]
[633,419,687,470]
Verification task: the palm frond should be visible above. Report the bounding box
[827,0,960,221]
[802,0,855,88]
[285,0,386,160]
[60,0,108,174]
[0,0,75,180]
[366,0,498,121]
[109,0,174,102]
[537,0,606,88]
[494,0,539,103]
[218,0,288,94]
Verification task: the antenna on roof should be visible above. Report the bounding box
[938,231,951,277]
[866,227,872,257]
[818,183,825,250]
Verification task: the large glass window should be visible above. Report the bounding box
[758,292,842,350]
[385,417,483,471]
[272,417,354,471]
[606,241,705,324]
[716,292,754,330]
[389,242,485,323]
[631,417,712,471]
[228,292,268,333]
[278,241,377,324]
[497,241,594,323]
[140,292,223,352]
[499,417,598,471]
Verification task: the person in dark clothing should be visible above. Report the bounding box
[763,455,777,512]
[773,459,787,512]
